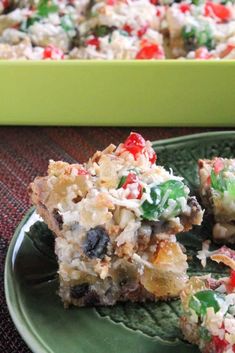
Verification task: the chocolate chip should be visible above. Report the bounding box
[53,209,63,230]
[84,290,100,306]
[70,283,89,299]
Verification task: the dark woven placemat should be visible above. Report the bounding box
[0,126,230,353]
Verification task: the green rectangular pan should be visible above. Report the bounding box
[1,60,235,126]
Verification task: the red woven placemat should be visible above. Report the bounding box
[0,126,229,353]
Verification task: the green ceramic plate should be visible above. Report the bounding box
[0,61,235,126]
[5,131,235,353]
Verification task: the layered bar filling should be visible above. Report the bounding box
[29,132,203,306]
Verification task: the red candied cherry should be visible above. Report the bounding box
[156,8,163,17]
[212,336,228,353]
[230,270,235,287]
[213,158,224,175]
[123,132,157,164]
[147,147,157,164]
[2,0,9,8]
[227,270,235,292]
[136,44,164,60]
[106,0,116,5]
[220,43,235,58]
[123,24,132,34]
[205,1,232,22]
[122,173,142,199]
[179,3,191,13]
[43,45,64,60]
[137,26,148,38]
[206,175,211,186]
[124,132,146,157]
[77,168,89,176]
[86,37,100,49]
[150,0,158,5]
[195,47,212,59]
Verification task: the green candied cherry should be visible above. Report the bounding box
[227,180,235,197]
[182,26,196,51]
[197,27,214,49]
[61,15,75,33]
[211,168,235,196]
[141,179,187,221]
[20,16,41,31]
[210,157,226,192]
[189,290,223,317]
[37,0,58,17]
[182,23,215,52]
[93,25,114,38]
[20,0,58,32]
[210,170,227,192]
[118,175,127,188]
[221,0,235,4]
[192,0,205,5]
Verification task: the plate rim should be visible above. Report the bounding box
[4,207,48,353]
[5,130,235,353]
[152,130,235,148]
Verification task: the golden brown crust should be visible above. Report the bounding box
[180,316,200,346]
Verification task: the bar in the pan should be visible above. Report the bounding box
[198,158,235,243]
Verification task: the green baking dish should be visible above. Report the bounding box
[1,60,235,126]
